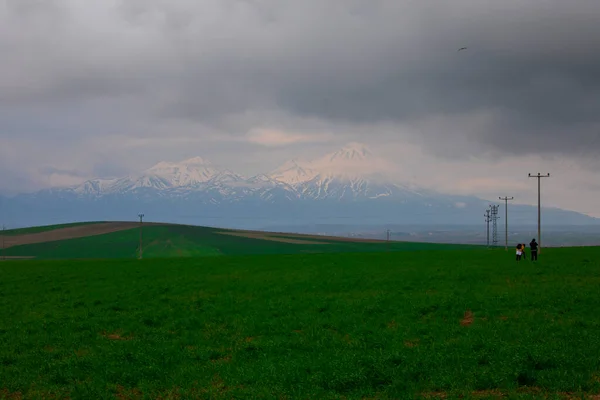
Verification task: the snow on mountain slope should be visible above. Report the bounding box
[72,156,245,195]
[268,159,317,185]
[268,142,420,200]
[142,156,244,187]
[318,141,373,163]
[269,142,397,185]
[73,178,119,195]
[146,156,222,186]
[295,174,425,201]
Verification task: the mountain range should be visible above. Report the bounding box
[0,142,597,230]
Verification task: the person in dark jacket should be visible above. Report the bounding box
[529,239,539,261]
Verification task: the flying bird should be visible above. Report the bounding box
[457,47,467,52]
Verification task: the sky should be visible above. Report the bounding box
[1,0,600,216]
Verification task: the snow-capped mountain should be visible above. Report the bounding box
[73,156,245,196]
[146,156,226,185]
[63,142,406,202]
[267,142,416,201]
[325,141,372,160]
[269,142,393,185]
[1,142,598,229]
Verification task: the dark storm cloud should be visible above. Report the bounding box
[2,0,600,157]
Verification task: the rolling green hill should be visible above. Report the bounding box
[0,247,599,398]
[1,222,479,260]
[1,221,103,236]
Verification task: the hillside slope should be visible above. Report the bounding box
[1,222,476,259]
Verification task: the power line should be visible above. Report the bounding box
[499,196,514,251]
[528,173,550,254]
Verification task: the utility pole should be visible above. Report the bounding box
[528,173,550,253]
[485,208,491,247]
[490,204,500,247]
[499,196,514,251]
[386,229,390,252]
[1,224,4,261]
[138,214,144,259]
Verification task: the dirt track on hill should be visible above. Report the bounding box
[224,229,389,243]
[217,231,328,244]
[0,222,164,249]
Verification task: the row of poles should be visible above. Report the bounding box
[488,173,550,253]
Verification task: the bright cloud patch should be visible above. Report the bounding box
[245,129,332,147]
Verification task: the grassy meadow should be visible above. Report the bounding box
[1,246,600,399]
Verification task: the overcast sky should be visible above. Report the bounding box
[1,0,600,216]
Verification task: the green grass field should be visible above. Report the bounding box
[1,223,477,259]
[1,247,599,399]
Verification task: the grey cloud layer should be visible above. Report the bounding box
[2,0,600,158]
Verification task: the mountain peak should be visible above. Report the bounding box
[276,158,310,170]
[341,142,371,153]
[132,155,223,189]
[268,142,393,186]
[180,156,211,165]
[147,156,212,172]
[268,158,317,185]
[328,142,372,162]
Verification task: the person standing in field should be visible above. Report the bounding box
[521,243,527,260]
[529,238,539,261]
[516,243,522,261]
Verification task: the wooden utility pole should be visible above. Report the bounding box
[499,196,514,251]
[528,173,550,253]
[386,229,390,252]
[138,214,144,259]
